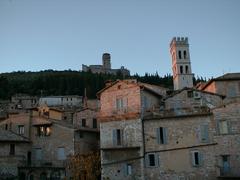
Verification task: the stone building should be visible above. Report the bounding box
[98,37,240,179]
[97,79,167,180]
[0,103,100,179]
[212,101,240,177]
[73,107,100,154]
[8,94,38,113]
[82,53,130,76]
[199,73,240,99]
[39,95,82,107]
[0,129,31,179]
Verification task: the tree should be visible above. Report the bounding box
[67,151,101,180]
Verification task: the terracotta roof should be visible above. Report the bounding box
[0,129,30,142]
[201,73,240,90]
[216,73,240,80]
[164,87,225,100]
[96,79,165,98]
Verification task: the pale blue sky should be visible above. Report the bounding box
[0,0,240,78]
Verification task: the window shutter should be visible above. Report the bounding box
[199,152,203,166]
[145,154,150,167]
[113,129,117,146]
[227,121,231,134]
[191,151,195,166]
[124,164,128,176]
[200,125,209,142]
[156,128,160,144]
[155,154,159,167]
[163,128,168,144]
[120,129,124,145]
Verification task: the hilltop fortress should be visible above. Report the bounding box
[82,53,130,76]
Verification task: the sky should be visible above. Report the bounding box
[0,0,240,78]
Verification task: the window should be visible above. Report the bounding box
[5,124,8,130]
[178,51,182,59]
[156,127,167,144]
[9,144,15,155]
[57,147,66,160]
[35,148,42,160]
[227,85,237,97]
[200,124,209,143]
[146,153,158,167]
[92,118,97,128]
[18,125,25,135]
[125,164,132,175]
[79,132,84,138]
[221,155,230,174]
[187,90,193,98]
[180,66,183,74]
[191,151,202,167]
[185,65,189,73]
[82,119,86,127]
[36,126,51,136]
[143,96,149,110]
[113,129,123,146]
[219,120,230,134]
[184,50,187,59]
[116,98,124,110]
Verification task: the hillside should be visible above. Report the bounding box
[0,70,204,100]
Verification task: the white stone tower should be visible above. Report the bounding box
[102,53,111,69]
[170,37,194,90]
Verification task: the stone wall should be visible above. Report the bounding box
[143,114,217,180]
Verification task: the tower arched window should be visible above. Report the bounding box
[178,51,182,59]
[180,66,183,74]
[184,51,187,59]
[185,65,189,74]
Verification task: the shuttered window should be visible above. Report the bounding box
[156,127,168,144]
[113,129,123,146]
[35,148,42,160]
[57,147,66,160]
[191,151,202,167]
[200,124,209,143]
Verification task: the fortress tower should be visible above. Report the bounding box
[170,37,194,90]
[102,53,111,69]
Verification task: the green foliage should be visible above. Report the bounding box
[0,70,206,100]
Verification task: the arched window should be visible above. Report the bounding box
[180,66,183,74]
[185,66,189,74]
[178,51,182,59]
[184,50,187,59]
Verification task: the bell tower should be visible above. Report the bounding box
[170,37,194,90]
